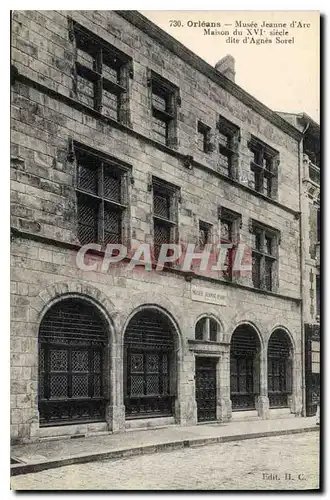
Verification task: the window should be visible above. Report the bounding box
[69,19,132,124]
[149,71,179,147]
[199,220,212,248]
[248,137,279,198]
[251,222,279,291]
[74,144,129,246]
[218,207,241,280]
[217,116,240,178]
[195,317,220,342]
[197,121,212,153]
[38,298,107,425]
[152,177,179,262]
[124,309,175,418]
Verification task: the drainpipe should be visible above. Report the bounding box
[298,121,310,417]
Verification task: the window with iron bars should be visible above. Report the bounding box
[251,222,279,291]
[217,116,240,179]
[148,71,179,148]
[74,145,129,246]
[248,137,279,198]
[69,19,132,125]
[218,207,241,280]
[152,178,179,263]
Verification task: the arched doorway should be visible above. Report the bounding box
[38,298,108,426]
[124,308,176,419]
[268,329,293,408]
[230,324,261,411]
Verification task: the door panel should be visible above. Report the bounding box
[195,358,217,422]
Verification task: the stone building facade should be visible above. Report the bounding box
[11,10,305,444]
[279,113,320,417]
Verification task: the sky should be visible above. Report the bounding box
[141,11,320,123]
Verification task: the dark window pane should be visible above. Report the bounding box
[103,168,121,202]
[77,196,99,245]
[195,319,205,340]
[265,235,273,255]
[252,253,261,288]
[154,222,171,260]
[104,205,121,244]
[253,232,262,251]
[195,318,206,340]
[265,258,273,291]
[77,160,98,194]
[154,192,170,219]
[209,319,218,341]
[220,219,232,242]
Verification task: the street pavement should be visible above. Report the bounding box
[11,432,319,490]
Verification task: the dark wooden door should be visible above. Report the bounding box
[195,358,217,422]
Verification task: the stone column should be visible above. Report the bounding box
[256,346,269,419]
[216,349,232,422]
[175,352,197,425]
[106,341,126,433]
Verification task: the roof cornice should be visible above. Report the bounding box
[116,10,303,142]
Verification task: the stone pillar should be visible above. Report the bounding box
[176,352,197,425]
[256,346,269,419]
[216,349,232,421]
[106,341,126,433]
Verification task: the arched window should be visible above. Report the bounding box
[195,317,219,342]
[268,329,293,408]
[38,298,107,426]
[124,309,175,419]
[230,325,261,411]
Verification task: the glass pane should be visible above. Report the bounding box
[72,374,89,397]
[130,375,144,396]
[265,258,273,291]
[104,207,121,244]
[50,374,68,398]
[162,354,168,374]
[72,350,89,372]
[131,353,143,373]
[154,193,170,219]
[92,351,101,373]
[78,162,98,194]
[221,220,232,242]
[195,319,205,340]
[50,350,68,371]
[93,374,101,397]
[146,374,160,395]
[146,353,159,373]
[103,170,121,202]
[252,254,261,288]
[209,319,218,341]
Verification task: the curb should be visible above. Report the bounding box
[11,426,319,477]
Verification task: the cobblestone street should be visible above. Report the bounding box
[11,432,319,490]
